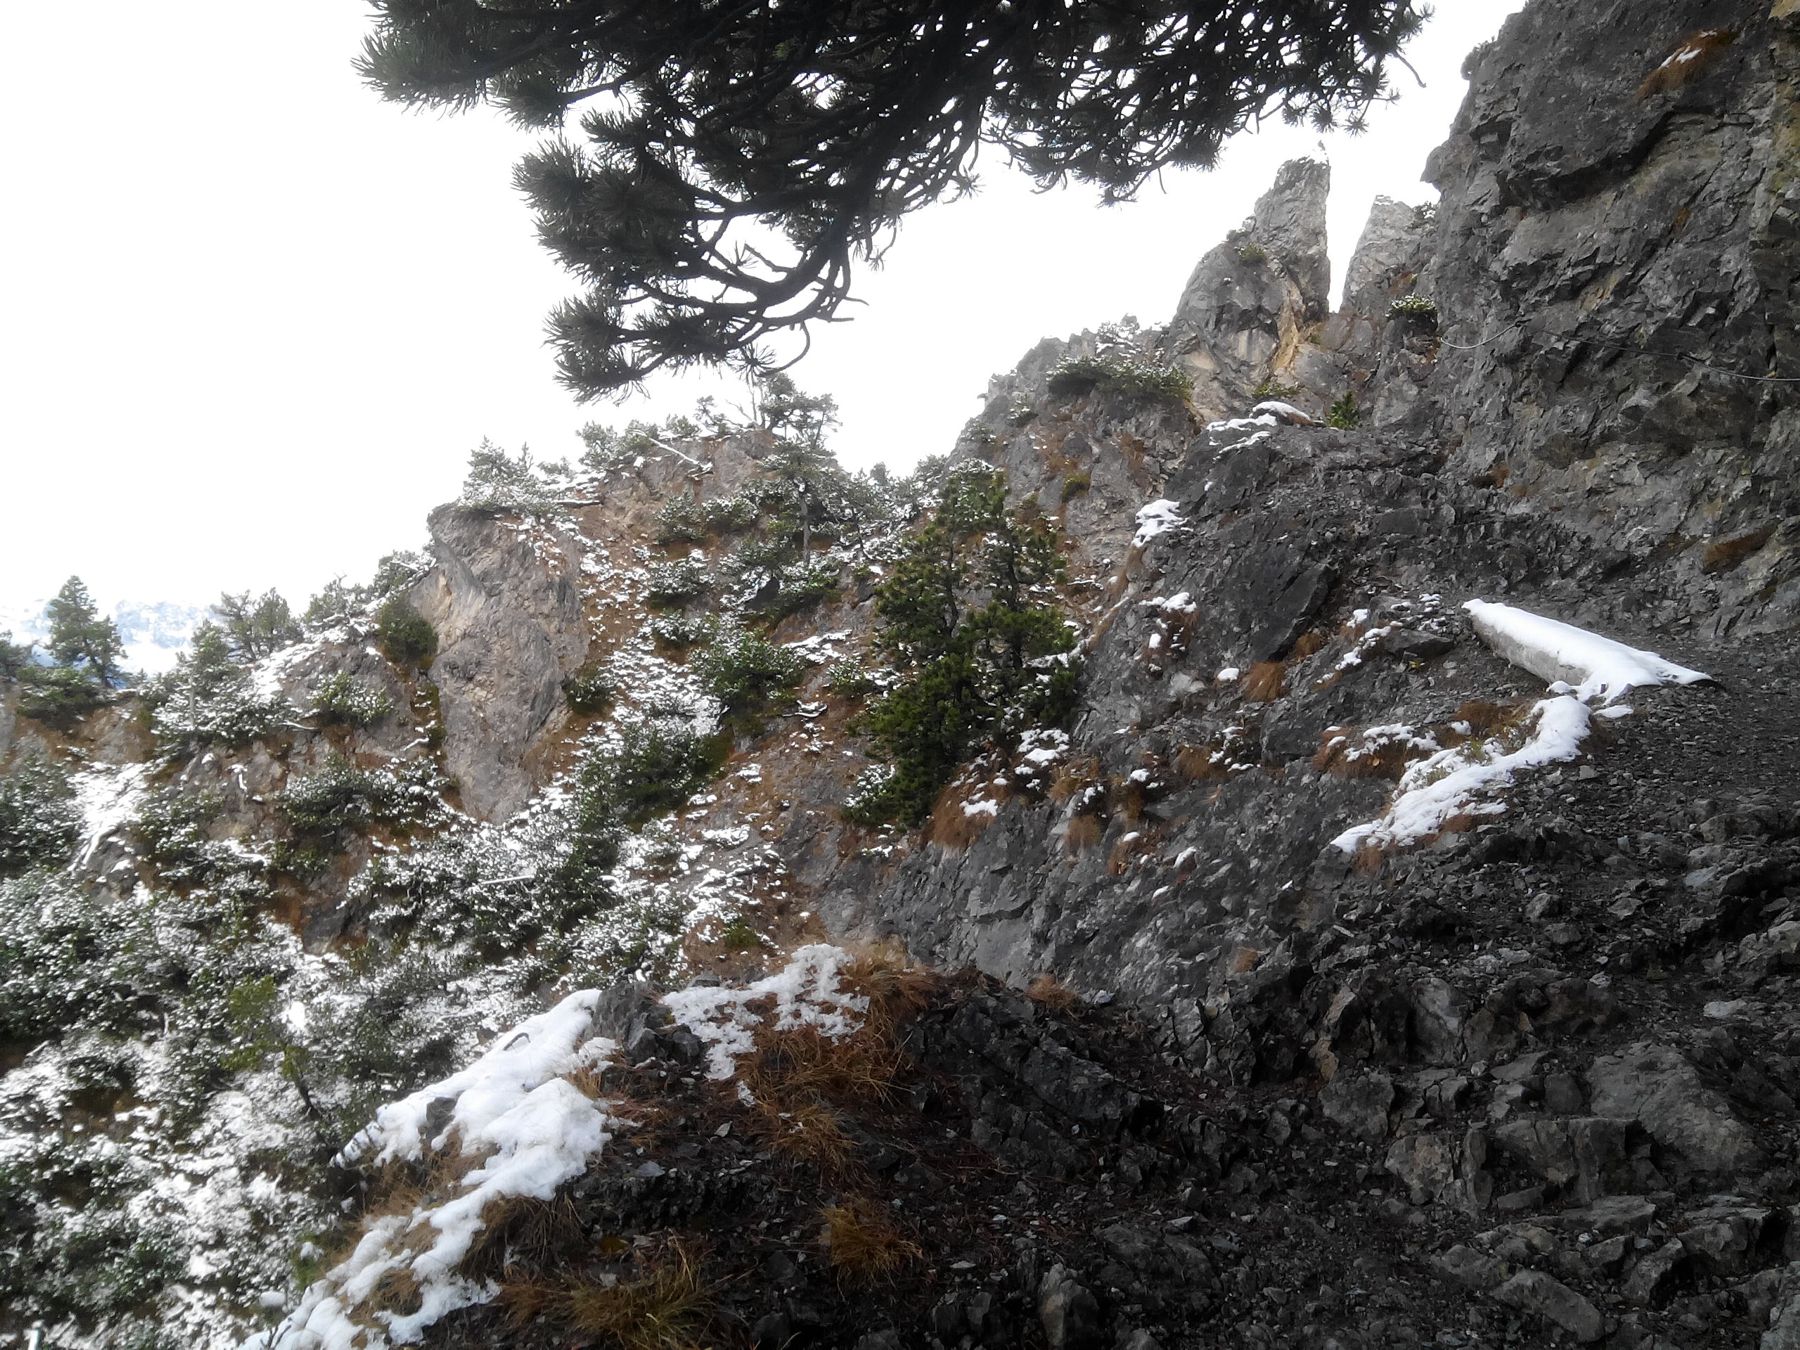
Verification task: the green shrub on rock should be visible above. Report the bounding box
[309,672,394,728]
[375,596,436,669]
[695,626,804,721]
[562,662,616,715]
[0,754,80,878]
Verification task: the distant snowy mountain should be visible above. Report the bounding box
[0,595,208,675]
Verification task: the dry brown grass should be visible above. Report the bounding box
[927,786,1002,850]
[1172,743,1222,782]
[1119,431,1147,475]
[1637,27,1737,99]
[500,1242,712,1349]
[1064,812,1105,855]
[1451,699,1532,741]
[459,1194,585,1284]
[1702,526,1773,574]
[748,1096,857,1175]
[564,1064,609,1100]
[733,961,923,1177]
[1421,811,1479,845]
[1106,829,1151,877]
[745,1023,904,1108]
[1290,629,1327,660]
[1025,974,1079,1012]
[1350,843,1389,876]
[1112,773,1149,821]
[1048,754,1103,805]
[368,1263,423,1316]
[1311,729,1415,780]
[1242,660,1286,702]
[840,941,942,1024]
[820,1197,924,1287]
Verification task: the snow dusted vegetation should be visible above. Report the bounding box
[254,948,865,1349]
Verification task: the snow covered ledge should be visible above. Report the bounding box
[1330,602,1713,856]
[1463,600,1712,703]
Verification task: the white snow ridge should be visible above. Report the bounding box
[1332,602,1713,856]
[1463,600,1712,703]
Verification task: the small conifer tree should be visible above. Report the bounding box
[44,577,124,687]
[850,467,1080,825]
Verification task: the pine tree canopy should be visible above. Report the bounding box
[44,576,123,687]
[357,0,1429,394]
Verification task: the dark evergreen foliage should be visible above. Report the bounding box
[850,467,1080,825]
[356,0,1427,391]
[44,576,124,687]
[375,595,437,669]
[213,589,302,659]
[0,754,81,878]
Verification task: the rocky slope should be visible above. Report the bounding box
[1,0,1797,1347]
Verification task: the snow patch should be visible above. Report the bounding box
[1464,600,1711,703]
[68,762,150,869]
[1331,696,1593,854]
[1133,499,1186,549]
[254,990,618,1349]
[662,945,867,1081]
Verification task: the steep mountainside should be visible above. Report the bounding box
[1,1,1797,1348]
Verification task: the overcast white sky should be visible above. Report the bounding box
[0,1,1524,616]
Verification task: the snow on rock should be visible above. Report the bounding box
[1464,600,1712,703]
[249,639,325,702]
[1133,500,1186,549]
[1142,591,1197,616]
[1331,696,1593,854]
[662,944,867,1081]
[1331,601,1710,858]
[68,762,150,869]
[1250,400,1319,426]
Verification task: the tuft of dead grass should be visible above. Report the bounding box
[1064,811,1105,855]
[1451,699,1532,741]
[745,1022,904,1108]
[500,1242,712,1350]
[1048,754,1103,805]
[1290,628,1327,660]
[459,1193,585,1284]
[1172,743,1221,782]
[927,785,1003,850]
[1106,830,1149,877]
[748,1096,857,1175]
[1637,27,1738,99]
[1702,525,1773,574]
[1242,660,1286,702]
[820,1197,924,1287]
[1311,729,1414,780]
[1026,974,1079,1012]
[840,941,943,1034]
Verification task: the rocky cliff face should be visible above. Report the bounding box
[3,1,1798,1348]
[1394,0,1798,634]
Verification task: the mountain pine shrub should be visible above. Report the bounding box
[0,754,80,877]
[562,662,617,715]
[309,672,394,728]
[847,466,1081,826]
[695,626,804,722]
[375,595,436,669]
